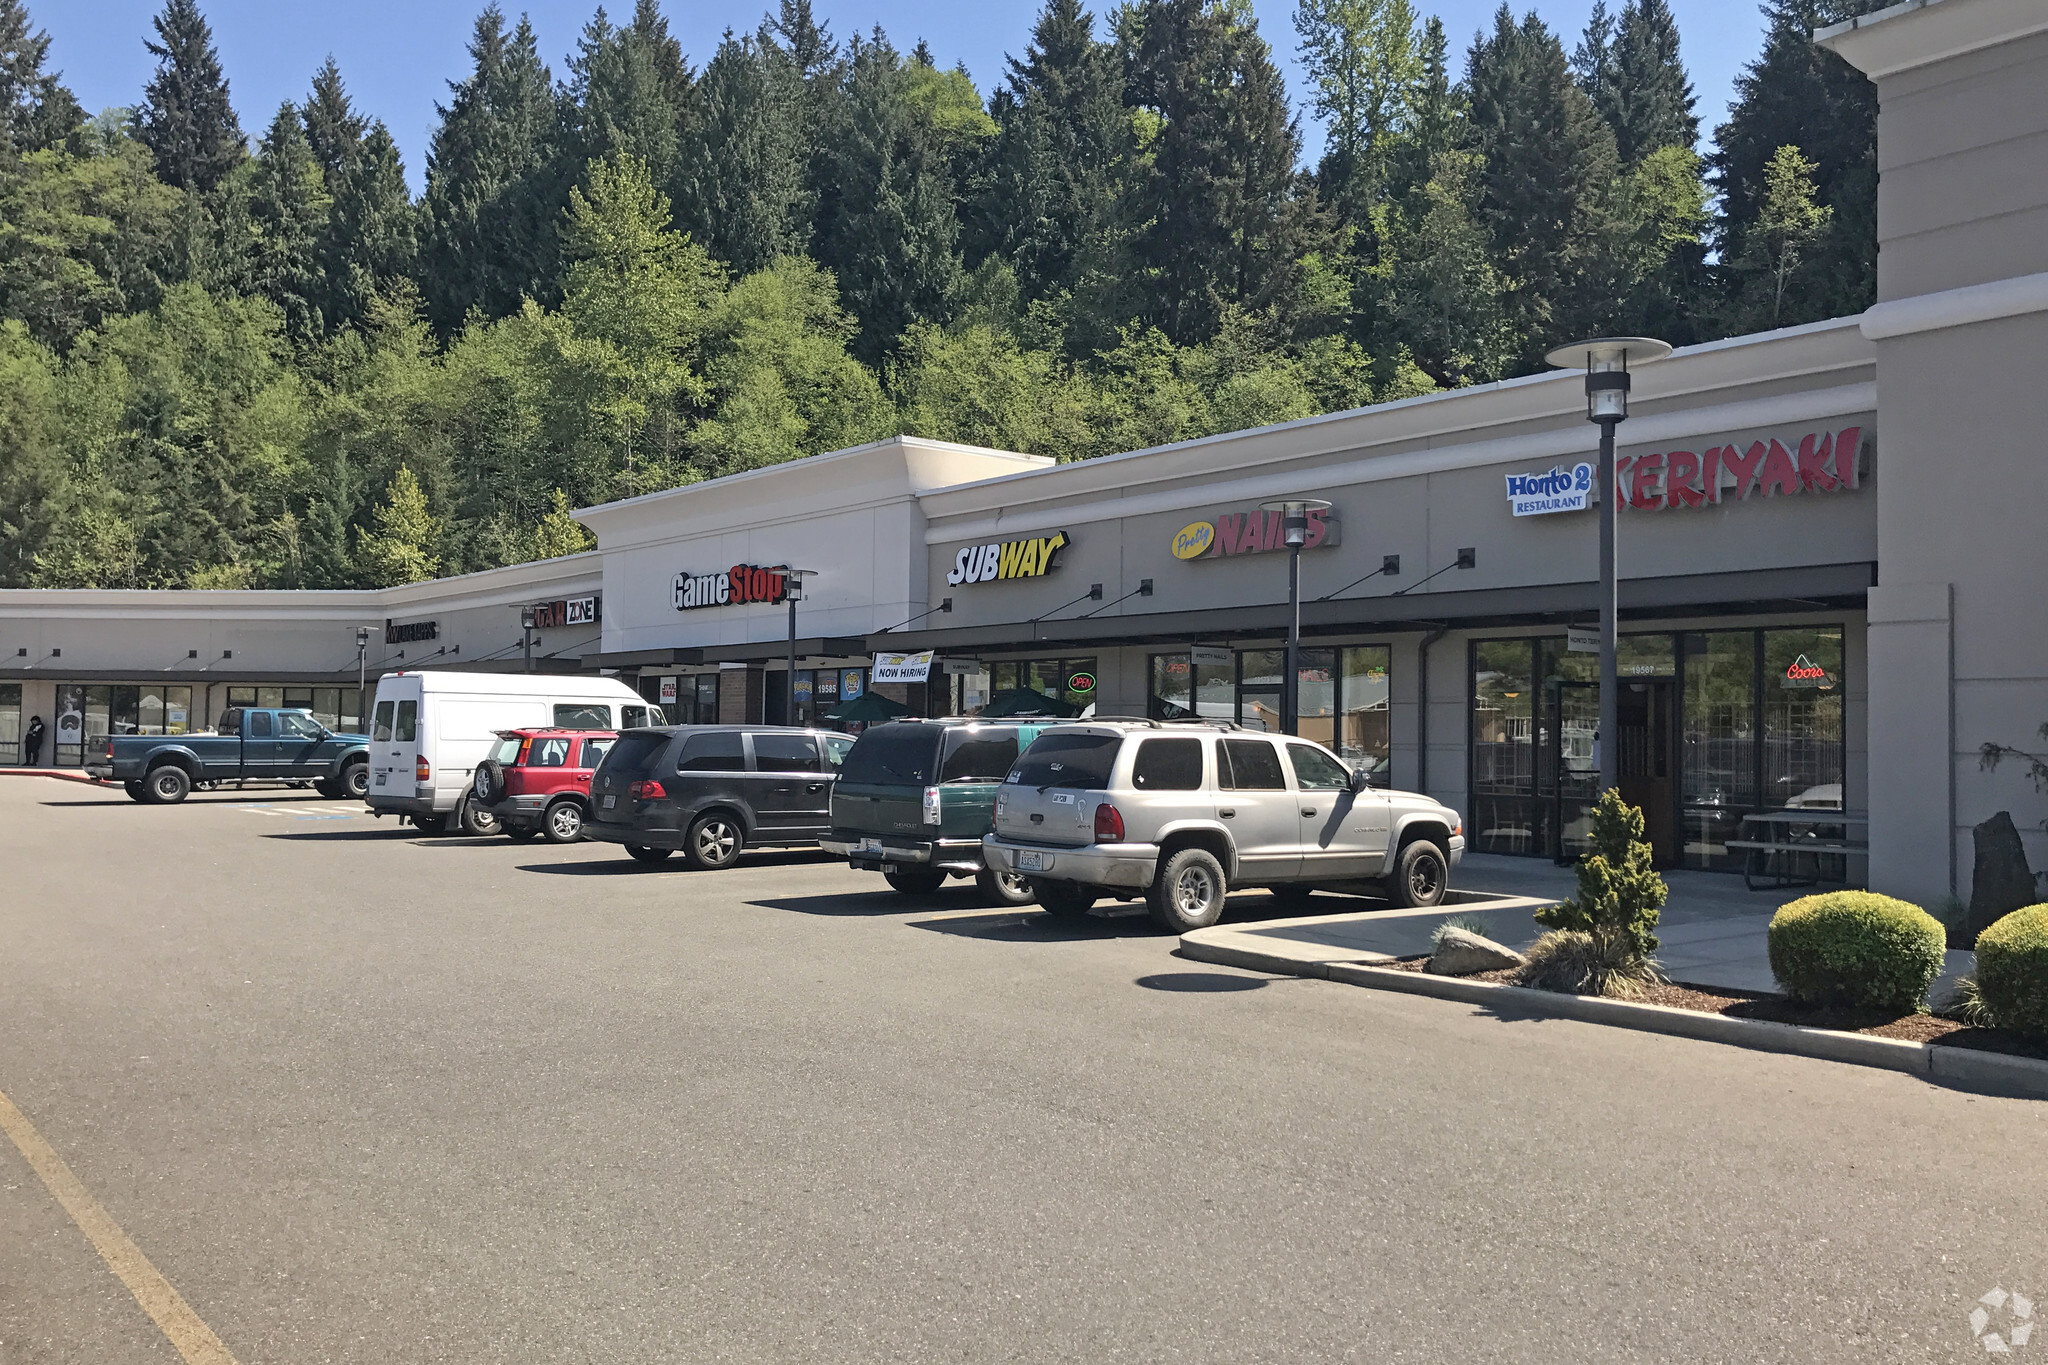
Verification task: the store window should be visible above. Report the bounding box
[1764,627,1845,810]
[51,684,198,765]
[1470,640,1537,856]
[1148,645,1392,776]
[1681,630,1757,869]
[0,683,19,763]
[988,659,1098,715]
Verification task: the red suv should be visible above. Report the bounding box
[473,729,617,843]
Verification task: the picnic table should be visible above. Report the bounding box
[1726,810,1869,892]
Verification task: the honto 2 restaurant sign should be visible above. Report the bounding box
[1505,426,1865,517]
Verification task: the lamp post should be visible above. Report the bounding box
[780,567,817,725]
[519,606,536,673]
[355,627,370,715]
[1543,337,1671,792]
[1257,498,1333,736]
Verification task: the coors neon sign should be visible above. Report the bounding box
[1616,425,1864,511]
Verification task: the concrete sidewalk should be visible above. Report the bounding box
[1212,852,1974,998]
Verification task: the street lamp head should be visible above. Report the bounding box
[355,626,369,647]
[1257,497,1333,548]
[779,566,818,602]
[520,606,536,630]
[1544,337,1671,423]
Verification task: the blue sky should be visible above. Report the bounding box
[40,0,1768,193]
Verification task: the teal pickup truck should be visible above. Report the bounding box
[85,707,372,805]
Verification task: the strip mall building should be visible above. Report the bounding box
[2,0,2043,906]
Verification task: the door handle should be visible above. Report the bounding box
[1302,808,1318,817]
[1219,808,1235,818]
[805,783,825,793]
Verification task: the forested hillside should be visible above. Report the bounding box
[0,0,1885,589]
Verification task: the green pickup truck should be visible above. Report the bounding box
[85,707,371,804]
[820,719,1045,903]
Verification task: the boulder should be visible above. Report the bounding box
[1966,811,2037,947]
[1426,926,1528,976]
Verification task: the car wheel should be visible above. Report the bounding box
[340,763,370,800]
[145,765,191,805]
[883,867,946,896]
[1146,846,1228,933]
[1032,879,1097,920]
[976,867,1037,905]
[123,780,147,803]
[1269,884,1317,911]
[543,800,584,844]
[626,844,673,864]
[683,813,745,870]
[411,813,448,835]
[1385,840,1449,909]
[472,759,505,807]
[458,794,499,838]
[505,826,540,843]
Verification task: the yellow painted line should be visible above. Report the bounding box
[0,1086,240,1365]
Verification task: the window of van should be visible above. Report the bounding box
[373,701,395,743]
[676,732,744,771]
[554,704,613,730]
[1133,738,1204,791]
[751,733,820,772]
[394,701,417,742]
[602,732,669,775]
[621,704,662,728]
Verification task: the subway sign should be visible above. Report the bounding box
[1171,507,1339,560]
[946,531,1069,586]
[674,564,790,611]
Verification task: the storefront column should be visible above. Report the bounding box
[718,664,764,724]
[1867,585,1954,906]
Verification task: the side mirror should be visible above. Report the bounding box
[1349,766,1371,793]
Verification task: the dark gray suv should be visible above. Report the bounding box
[586,725,853,869]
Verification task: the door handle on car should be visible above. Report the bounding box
[1302,808,1318,817]
[1219,808,1235,818]
[805,783,825,793]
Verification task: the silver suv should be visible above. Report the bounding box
[983,721,1465,933]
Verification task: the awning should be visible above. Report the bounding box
[582,636,871,670]
[866,562,1878,653]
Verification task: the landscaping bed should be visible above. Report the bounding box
[1374,955,2048,1060]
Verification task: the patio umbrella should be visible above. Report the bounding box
[978,687,1082,719]
[824,690,910,724]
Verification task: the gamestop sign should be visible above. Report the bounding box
[674,564,790,611]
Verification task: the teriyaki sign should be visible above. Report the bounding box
[1506,464,1595,517]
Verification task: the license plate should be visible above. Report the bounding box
[602,794,616,810]
[374,773,386,786]
[855,838,883,857]
[1017,850,1045,871]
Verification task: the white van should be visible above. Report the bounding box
[364,671,663,834]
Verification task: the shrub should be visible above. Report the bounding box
[1528,790,1666,995]
[1517,929,1657,999]
[1767,892,1947,1012]
[1974,903,2048,1038]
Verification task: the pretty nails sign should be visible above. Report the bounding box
[1170,506,1339,559]
[1618,426,1865,512]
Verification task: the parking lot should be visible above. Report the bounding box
[2,776,2044,1364]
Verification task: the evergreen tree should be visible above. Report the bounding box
[1710,0,1882,330]
[359,464,441,586]
[562,2,692,194]
[249,102,327,342]
[674,31,809,274]
[138,0,244,192]
[1122,0,1316,345]
[974,0,1130,312]
[301,57,366,188]
[0,0,82,161]
[812,31,968,362]
[1603,0,1696,162]
[320,122,415,334]
[1293,0,1421,219]
[418,6,559,333]
[769,0,838,83]
[1462,4,1618,368]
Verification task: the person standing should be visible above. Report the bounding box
[23,714,45,767]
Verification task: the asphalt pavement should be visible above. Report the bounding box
[0,777,2042,1364]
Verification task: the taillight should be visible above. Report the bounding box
[103,739,115,757]
[1093,803,1125,842]
[415,756,431,782]
[922,785,942,826]
[629,778,668,801]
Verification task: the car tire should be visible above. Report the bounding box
[1385,840,1449,909]
[457,793,499,838]
[505,826,540,843]
[1146,846,1228,933]
[883,867,946,896]
[411,813,448,835]
[472,759,505,807]
[626,844,673,864]
[1269,883,1317,911]
[542,800,584,844]
[123,780,147,803]
[339,763,370,801]
[1032,879,1097,920]
[145,764,191,805]
[683,812,745,870]
[976,867,1037,906]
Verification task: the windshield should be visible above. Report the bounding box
[1008,732,1121,789]
[489,736,524,765]
[838,725,943,786]
[601,732,670,776]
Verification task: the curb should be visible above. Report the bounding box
[0,769,100,785]
[1181,929,2048,1100]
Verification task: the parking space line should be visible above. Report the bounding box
[0,1086,240,1365]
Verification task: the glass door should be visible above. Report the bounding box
[1545,680,1600,862]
